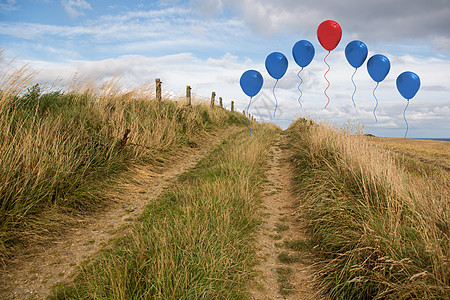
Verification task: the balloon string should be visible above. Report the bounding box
[351,68,357,108]
[273,79,278,118]
[403,99,409,139]
[372,82,379,122]
[297,67,304,108]
[246,96,252,136]
[323,51,331,109]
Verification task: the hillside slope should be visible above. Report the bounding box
[287,118,449,299]
[0,75,248,262]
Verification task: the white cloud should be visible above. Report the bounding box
[0,5,247,52]
[158,0,183,7]
[432,36,450,53]
[61,0,92,18]
[7,44,449,138]
[219,0,450,52]
[10,35,449,137]
[191,0,223,16]
[0,0,18,12]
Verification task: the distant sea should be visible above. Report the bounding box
[413,138,450,142]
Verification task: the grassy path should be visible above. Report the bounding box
[0,127,242,299]
[47,125,277,299]
[251,133,317,299]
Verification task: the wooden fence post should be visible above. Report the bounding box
[231,101,234,112]
[210,92,216,109]
[242,110,245,116]
[186,85,191,105]
[155,78,161,102]
[219,97,223,108]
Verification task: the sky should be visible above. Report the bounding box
[1,0,450,138]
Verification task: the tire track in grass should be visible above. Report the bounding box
[0,127,241,299]
[48,125,277,299]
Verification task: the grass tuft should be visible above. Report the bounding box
[283,239,312,251]
[277,251,301,264]
[274,223,289,233]
[276,267,294,296]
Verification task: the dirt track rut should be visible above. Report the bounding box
[0,128,239,299]
[251,133,318,299]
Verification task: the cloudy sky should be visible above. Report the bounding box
[1,0,449,138]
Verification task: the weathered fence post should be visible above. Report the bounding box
[186,85,191,106]
[210,92,216,109]
[231,101,234,112]
[155,78,161,102]
[219,97,223,108]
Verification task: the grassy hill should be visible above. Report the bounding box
[1,52,448,298]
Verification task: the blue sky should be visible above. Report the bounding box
[1,0,450,138]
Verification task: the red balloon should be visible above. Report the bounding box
[317,20,342,51]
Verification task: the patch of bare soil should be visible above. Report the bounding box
[251,133,319,300]
[0,128,239,299]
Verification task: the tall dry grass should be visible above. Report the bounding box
[288,118,449,299]
[0,52,247,260]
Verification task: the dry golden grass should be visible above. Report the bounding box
[288,118,449,299]
[0,50,35,111]
[368,136,450,171]
[0,52,247,261]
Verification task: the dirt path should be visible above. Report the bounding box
[0,128,240,299]
[251,133,318,299]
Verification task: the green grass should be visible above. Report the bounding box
[49,125,279,299]
[277,251,300,264]
[283,239,312,251]
[276,267,294,296]
[287,118,449,299]
[274,223,289,233]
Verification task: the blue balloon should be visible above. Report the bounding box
[292,40,315,68]
[367,55,390,123]
[367,54,390,83]
[345,40,368,69]
[240,70,263,97]
[396,71,420,100]
[265,52,288,80]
